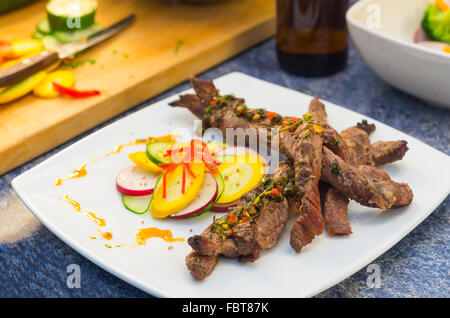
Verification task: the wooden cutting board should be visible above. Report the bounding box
[0,0,275,176]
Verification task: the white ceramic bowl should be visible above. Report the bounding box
[347,0,450,109]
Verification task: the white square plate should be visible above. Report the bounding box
[12,72,450,297]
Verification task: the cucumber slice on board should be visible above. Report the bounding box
[122,194,152,214]
[41,35,63,51]
[53,23,103,44]
[46,0,97,32]
[37,18,52,35]
[146,141,174,165]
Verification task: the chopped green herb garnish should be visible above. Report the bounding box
[63,60,85,68]
[63,57,96,69]
[303,129,311,138]
[331,159,341,176]
[175,40,184,54]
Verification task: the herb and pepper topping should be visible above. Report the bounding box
[210,175,296,240]
[203,94,236,121]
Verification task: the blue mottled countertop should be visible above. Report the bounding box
[0,37,449,297]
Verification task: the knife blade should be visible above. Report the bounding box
[0,14,135,88]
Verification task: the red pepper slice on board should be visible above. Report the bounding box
[53,82,101,98]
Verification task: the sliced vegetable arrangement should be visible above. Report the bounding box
[115,136,266,220]
[0,0,103,105]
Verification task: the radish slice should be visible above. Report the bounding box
[210,200,239,213]
[116,166,160,196]
[122,194,152,214]
[169,172,218,219]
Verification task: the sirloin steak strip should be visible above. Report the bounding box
[371,140,409,166]
[289,117,325,252]
[321,147,413,210]
[320,114,410,235]
[185,252,219,281]
[185,161,294,279]
[323,188,351,236]
[308,102,353,237]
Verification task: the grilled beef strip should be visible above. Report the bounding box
[358,165,391,181]
[341,126,409,167]
[187,161,293,272]
[341,126,374,166]
[185,252,219,281]
[356,120,376,135]
[289,121,325,252]
[320,123,356,164]
[323,164,393,236]
[323,188,351,236]
[321,147,413,210]
[340,117,408,167]
[370,140,409,166]
[308,102,354,236]
[319,113,410,234]
[308,97,327,125]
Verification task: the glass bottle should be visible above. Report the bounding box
[276,0,349,77]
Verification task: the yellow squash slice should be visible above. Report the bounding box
[33,70,76,98]
[217,153,266,204]
[151,162,205,218]
[0,71,47,104]
[128,151,163,173]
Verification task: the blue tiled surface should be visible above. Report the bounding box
[0,37,449,297]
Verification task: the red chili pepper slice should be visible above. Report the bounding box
[181,163,186,194]
[185,163,196,178]
[53,82,101,98]
[158,139,222,196]
[267,112,278,120]
[271,188,280,197]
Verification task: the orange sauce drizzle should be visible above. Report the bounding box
[135,227,184,245]
[89,155,99,164]
[104,135,178,156]
[85,212,106,227]
[62,195,110,240]
[96,228,113,240]
[53,135,178,186]
[54,164,88,186]
[61,195,82,212]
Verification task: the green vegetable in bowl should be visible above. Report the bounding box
[421,4,450,44]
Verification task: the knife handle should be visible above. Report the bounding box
[0,50,59,87]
